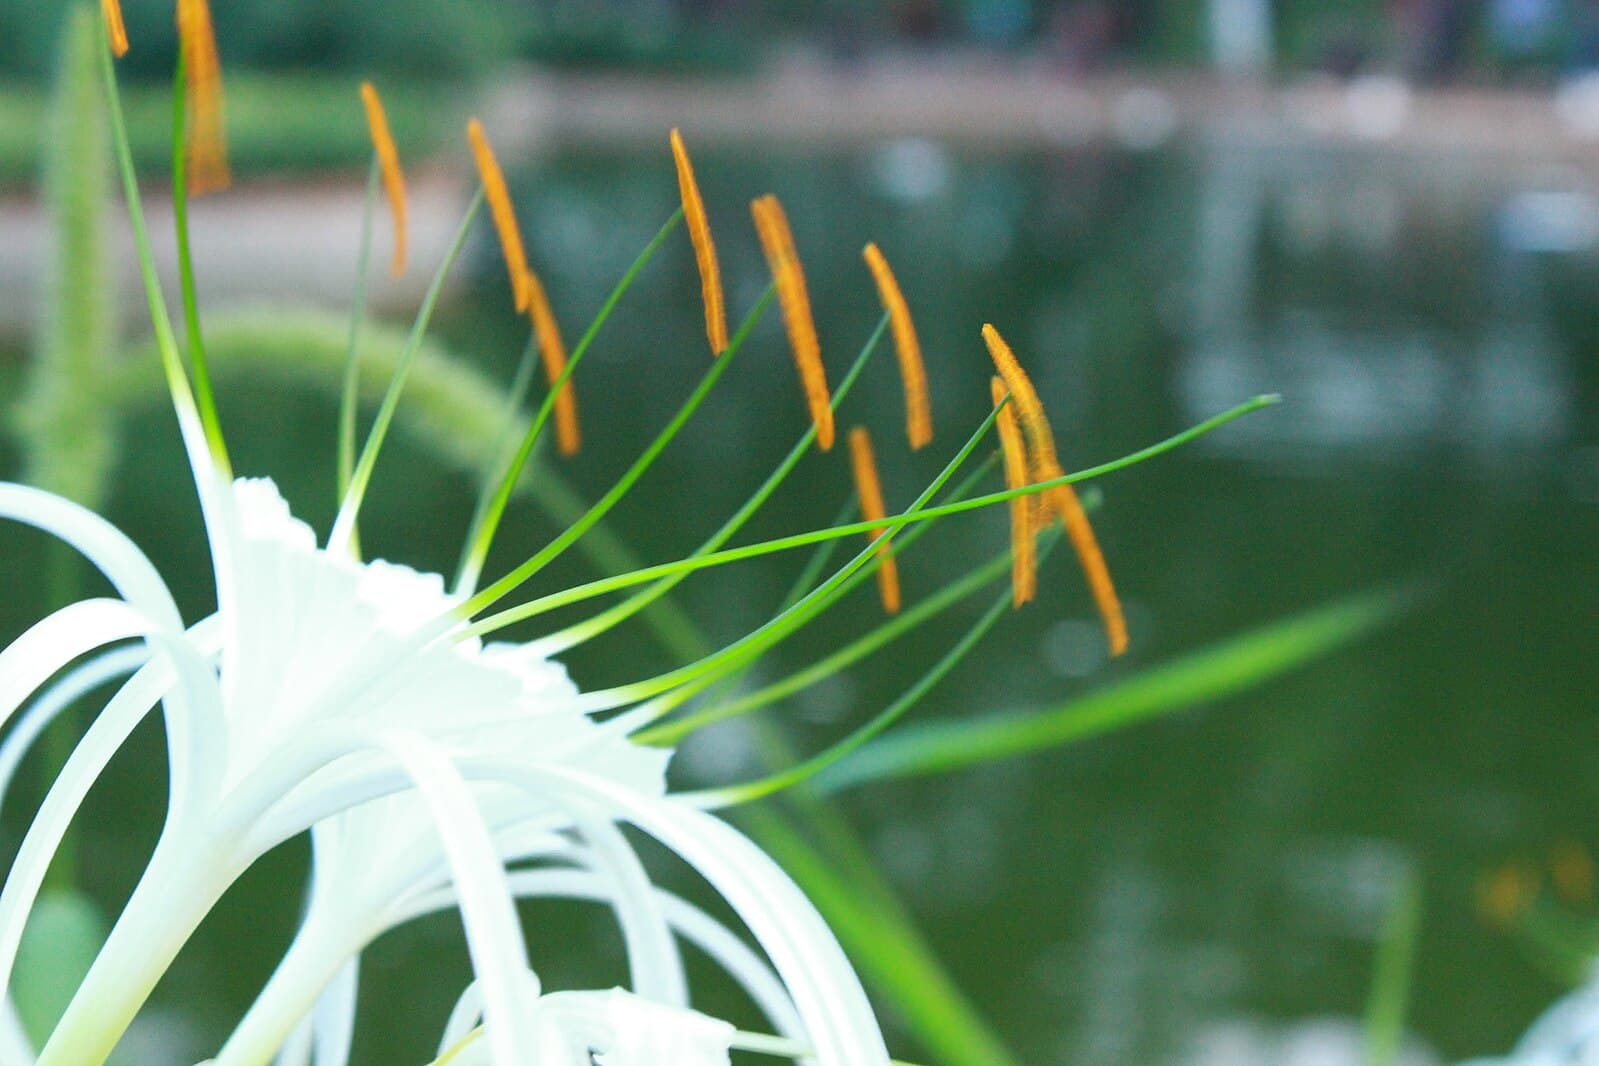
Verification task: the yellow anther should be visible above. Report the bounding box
[991,378,1036,607]
[523,268,580,457]
[360,82,409,277]
[847,427,901,615]
[863,242,932,450]
[670,129,727,357]
[178,0,229,196]
[467,119,530,312]
[982,324,1128,656]
[102,0,130,57]
[751,194,833,451]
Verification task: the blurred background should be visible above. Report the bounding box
[3,1,1599,1064]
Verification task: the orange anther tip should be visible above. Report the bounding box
[670,129,727,357]
[864,242,932,450]
[752,195,832,450]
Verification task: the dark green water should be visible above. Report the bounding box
[3,141,1598,1063]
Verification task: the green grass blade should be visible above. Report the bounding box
[819,585,1411,790]
[1363,869,1422,1066]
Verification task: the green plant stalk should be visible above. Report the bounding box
[19,2,118,896]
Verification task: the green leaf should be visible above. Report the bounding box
[819,586,1412,790]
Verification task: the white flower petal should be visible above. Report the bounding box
[466,763,889,1066]
[0,646,147,820]
[397,869,804,1043]
[369,732,540,1065]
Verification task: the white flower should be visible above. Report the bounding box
[0,409,889,1064]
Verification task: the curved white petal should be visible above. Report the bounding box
[0,483,182,632]
[466,763,889,1066]
[0,617,221,1002]
[397,869,804,1043]
[0,645,147,818]
[370,733,539,1065]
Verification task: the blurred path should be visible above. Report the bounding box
[7,58,1599,338]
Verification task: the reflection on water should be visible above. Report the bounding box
[3,136,1599,1063]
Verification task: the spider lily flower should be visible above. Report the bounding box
[0,16,1278,1064]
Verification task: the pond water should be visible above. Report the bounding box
[2,138,1598,1063]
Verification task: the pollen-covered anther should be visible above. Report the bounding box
[177,0,230,196]
[847,427,901,615]
[751,194,833,450]
[468,118,531,312]
[982,323,1128,656]
[670,129,727,356]
[523,268,581,457]
[991,378,1036,608]
[360,82,409,277]
[101,0,129,57]
[863,242,932,450]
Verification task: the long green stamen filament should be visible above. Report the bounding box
[528,314,890,656]
[457,283,773,617]
[464,395,1278,638]
[337,156,382,501]
[453,209,685,594]
[640,537,1023,746]
[624,458,1007,738]
[452,331,543,582]
[691,531,1065,808]
[170,56,229,475]
[328,189,486,554]
[564,403,1005,713]
[97,33,196,439]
